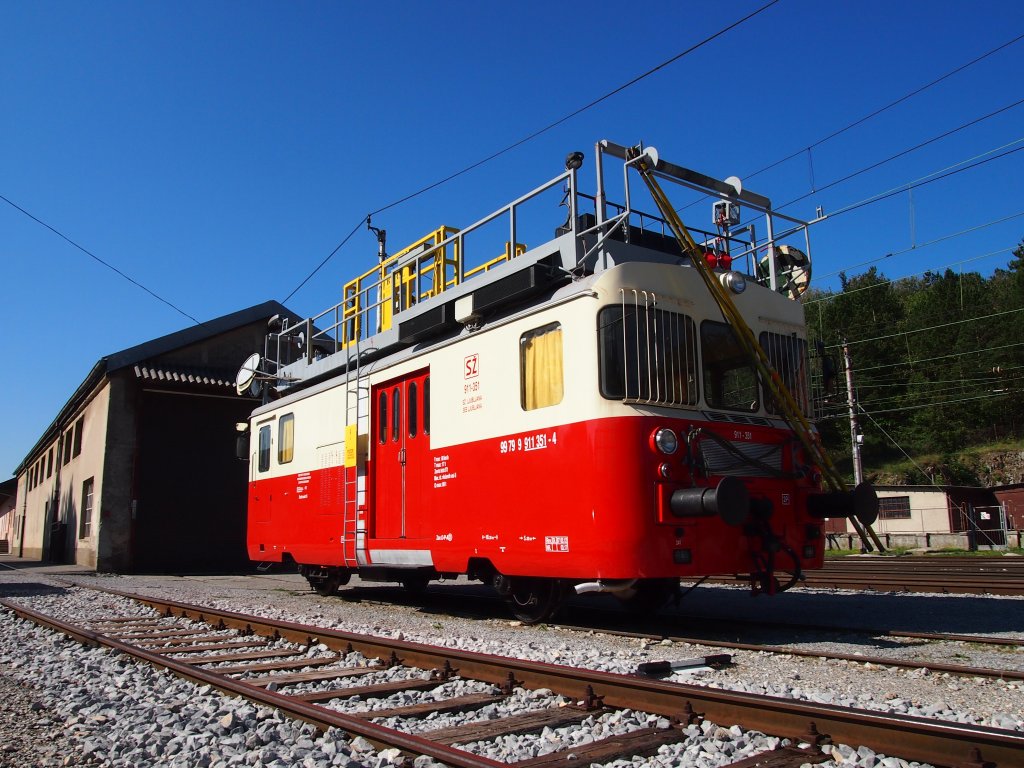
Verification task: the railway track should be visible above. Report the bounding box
[800,557,1024,596]
[320,580,1024,682]
[548,614,1024,682]
[3,584,1023,768]
[242,576,1024,666]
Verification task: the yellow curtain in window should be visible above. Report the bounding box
[279,416,294,463]
[523,328,564,410]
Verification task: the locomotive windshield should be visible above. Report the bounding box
[700,321,759,412]
[760,332,812,417]
[598,304,698,407]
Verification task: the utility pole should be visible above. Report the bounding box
[842,339,874,553]
[842,339,864,486]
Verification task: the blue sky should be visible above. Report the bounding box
[3,0,1024,476]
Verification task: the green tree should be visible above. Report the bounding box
[803,267,905,475]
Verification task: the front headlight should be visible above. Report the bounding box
[719,270,747,294]
[654,428,678,455]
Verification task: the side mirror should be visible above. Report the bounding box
[235,432,249,462]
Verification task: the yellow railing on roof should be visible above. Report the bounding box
[464,241,526,280]
[331,225,531,351]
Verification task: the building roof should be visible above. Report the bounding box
[873,484,1001,500]
[132,364,236,389]
[13,300,297,475]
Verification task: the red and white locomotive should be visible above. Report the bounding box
[238,140,876,621]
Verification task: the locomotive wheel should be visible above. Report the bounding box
[400,573,431,594]
[307,569,350,597]
[618,578,680,613]
[504,578,565,624]
[310,573,341,597]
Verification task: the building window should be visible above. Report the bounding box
[47,448,53,478]
[878,496,912,520]
[278,414,294,464]
[258,425,271,473]
[79,477,94,538]
[701,320,759,412]
[521,323,564,411]
[62,431,72,465]
[72,417,84,458]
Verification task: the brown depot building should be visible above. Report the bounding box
[10,301,297,572]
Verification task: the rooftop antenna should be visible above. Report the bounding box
[234,352,269,397]
[366,215,387,264]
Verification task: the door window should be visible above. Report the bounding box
[408,382,418,437]
[391,388,401,443]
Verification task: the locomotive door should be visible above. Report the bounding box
[372,368,429,539]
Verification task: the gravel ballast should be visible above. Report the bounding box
[1,565,1022,768]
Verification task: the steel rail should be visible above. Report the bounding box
[547,617,1024,681]
[800,577,1024,596]
[273,577,1024,650]
[22,586,1023,768]
[0,599,506,768]
[705,573,1024,596]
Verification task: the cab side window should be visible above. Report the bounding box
[258,425,272,472]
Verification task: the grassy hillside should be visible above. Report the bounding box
[858,440,1024,487]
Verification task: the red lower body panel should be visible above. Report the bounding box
[248,415,824,580]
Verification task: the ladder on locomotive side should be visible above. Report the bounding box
[341,340,368,568]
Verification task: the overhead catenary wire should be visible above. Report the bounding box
[833,370,1024,389]
[280,0,781,302]
[852,376,1024,406]
[282,219,364,304]
[827,305,1024,349]
[856,406,946,488]
[748,33,1024,180]
[825,138,1024,220]
[676,31,1024,213]
[850,340,1024,375]
[804,247,1015,306]
[813,210,1024,282]
[0,193,203,326]
[776,96,1024,212]
[817,391,1012,420]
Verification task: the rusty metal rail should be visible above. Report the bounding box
[3,586,1022,767]
[550,615,1024,682]
[701,557,1024,596]
[806,558,1024,596]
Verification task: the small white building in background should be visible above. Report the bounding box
[832,484,1011,548]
